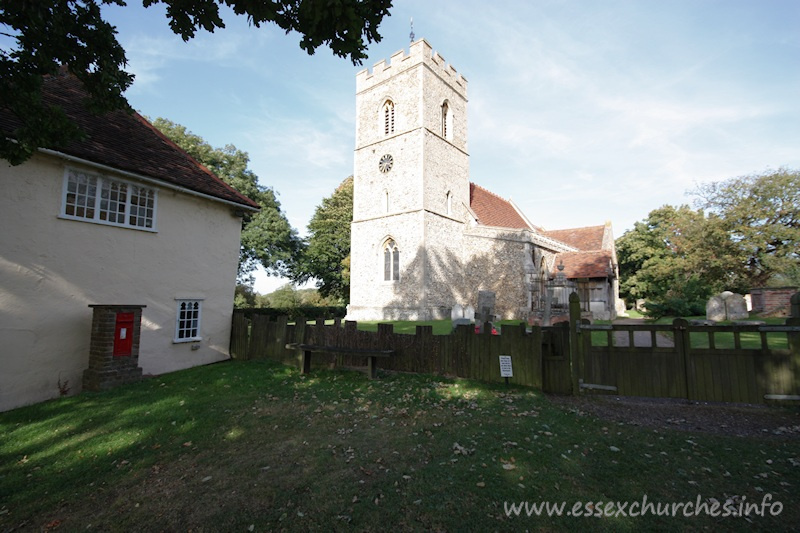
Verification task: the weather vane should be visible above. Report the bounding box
[410,17,415,43]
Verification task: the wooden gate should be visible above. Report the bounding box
[579,317,800,403]
[541,322,572,394]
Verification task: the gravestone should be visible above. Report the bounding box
[452,303,477,330]
[724,292,749,320]
[707,291,750,321]
[706,295,726,322]
[463,305,475,321]
[475,291,496,333]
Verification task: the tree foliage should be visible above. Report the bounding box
[692,167,800,288]
[0,0,392,164]
[617,205,737,306]
[617,168,800,314]
[292,176,353,302]
[152,117,300,281]
[259,283,341,309]
[0,0,132,164]
[266,283,301,309]
[234,283,269,308]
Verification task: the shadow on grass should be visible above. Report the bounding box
[1,360,797,532]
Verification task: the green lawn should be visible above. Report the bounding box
[301,319,455,334]
[310,319,526,335]
[643,317,791,350]
[353,319,455,335]
[1,361,797,531]
[620,309,645,319]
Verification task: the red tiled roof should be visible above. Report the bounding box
[0,73,258,209]
[544,225,605,251]
[469,183,530,229]
[557,250,613,279]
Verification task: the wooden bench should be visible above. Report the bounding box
[285,343,394,379]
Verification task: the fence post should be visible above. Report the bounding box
[229,310,249,360]
[788,293,800,393]
[569,292,582,395]
[374,323,394,377]
[673,318,693,401]
[416,325,435,374]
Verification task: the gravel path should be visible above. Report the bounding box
[548,394,800,438]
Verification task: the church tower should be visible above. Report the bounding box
[347,39,470,320]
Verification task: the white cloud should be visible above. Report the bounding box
[243,114,351,172]
[122,27,268,94]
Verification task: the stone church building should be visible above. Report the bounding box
[347,39,621,322]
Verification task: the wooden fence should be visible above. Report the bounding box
[230,313,570,389]
[230,292,800,404]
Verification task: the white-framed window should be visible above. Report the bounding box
[174,299,202,342]
[383,99,395,135]
[383,239,400,281]
[61,168,157,230]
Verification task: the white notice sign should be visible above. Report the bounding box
[499,355,513,378]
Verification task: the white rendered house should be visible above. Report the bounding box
[0,72,258,411]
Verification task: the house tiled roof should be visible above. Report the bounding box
[0,73,259,209]
[544,225,606,251]
[557,250,614,279]
[469,183,530,229]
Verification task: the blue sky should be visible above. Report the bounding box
[101,0,800,294]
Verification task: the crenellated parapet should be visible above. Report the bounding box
[356,38,468,98]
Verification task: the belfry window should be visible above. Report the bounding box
[383,100,395,135]
[383,239,400,281]
[441,101,453,141]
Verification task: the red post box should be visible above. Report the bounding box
[113,312,134,357]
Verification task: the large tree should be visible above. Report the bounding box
[0,0,392,164]
[617,168,800,314]
[153,118,300,282]
[617,205,741,307]
[292,176,353,302]
[692,167,800,288]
